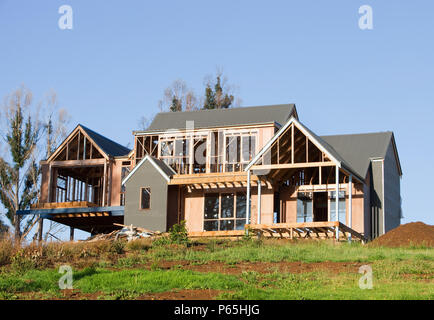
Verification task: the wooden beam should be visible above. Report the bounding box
[169,172,260,185]
[251,161,335,171]
[50,159,106,167]
[291,124,294,163]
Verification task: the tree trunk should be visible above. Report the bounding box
[14,173,20,243]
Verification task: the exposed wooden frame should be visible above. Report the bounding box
[46,125,110,162]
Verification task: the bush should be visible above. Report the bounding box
[10,250,36,274]
[168,220,189,245]
[0,238,15,267]
[109,240,126,254]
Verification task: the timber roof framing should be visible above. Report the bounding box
[245,117,365,183]
[46,124,130,163]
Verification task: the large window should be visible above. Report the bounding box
[296,192,313,222]
[329,191,346,224]
[204,193,247,231]
[140,187,151,210]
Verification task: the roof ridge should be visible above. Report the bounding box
[321,131,393,138]
[79,124,130,149]
[154,103,295,115]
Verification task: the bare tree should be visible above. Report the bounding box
[137,116,150,131]
[203,68,240,109]
[0,85,69,242]
[158,79,199,112]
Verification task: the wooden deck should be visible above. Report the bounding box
[188,230,246,238]
[246,221,366,242]
[188,221,366,242]
[30,201,98,209]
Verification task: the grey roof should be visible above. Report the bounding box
[79,124,131,157]
[297,120,364,180]
[141,104,297,132]
[150,156,177,178]
[321,132,395,178]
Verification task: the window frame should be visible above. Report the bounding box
[203,192,247,231]
[139,187,151,210]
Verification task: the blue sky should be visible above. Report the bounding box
[0,1,433,239]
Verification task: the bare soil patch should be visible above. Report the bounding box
[369,222,434,248]
[154,260,363,275]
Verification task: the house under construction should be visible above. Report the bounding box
[19,104,402,241]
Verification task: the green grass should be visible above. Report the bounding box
[0,239,432,300]
[146,239,434,264]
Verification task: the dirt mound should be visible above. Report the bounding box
[369,222,434,247]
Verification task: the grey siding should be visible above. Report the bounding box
[371,160,384,238]
[363,173,371,239]
[383,141,401,232]
[124,160,168,232]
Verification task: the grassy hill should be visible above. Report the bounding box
[0,237,433,300]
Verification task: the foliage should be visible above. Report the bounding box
[168,220,189,245]
[0,237,14,266]
[109,240,126,255]
[155,70,237,113]
[203,75,234,110]
[0,85,69,241]
[10,250,37,274]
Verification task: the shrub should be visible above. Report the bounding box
[152,236,172,247]
[0,238,15,266]
[10,250,36,274]
[168,220,189,245]
[109,240,126,255]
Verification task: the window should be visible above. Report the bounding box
[204,192,247,231]
[224,132,257,172]
[297,192,313,222]
[140,187,151,210]
[329,191,346,224]
[159,134,206,174]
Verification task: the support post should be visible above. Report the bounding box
[257,177,262,224]
[102,160,107,206]
[38,218,43,243]
[47,164,52,202]
[107,161,112,206]
[83,136,87,160]
[246,170,251,229]
[335,165,339,240]
[70,227,74,242]
[348,174,353,242]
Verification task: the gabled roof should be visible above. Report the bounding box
[321,132,402,178]
[46,124,131,162]
[137,104,297,133]
[122,155,176,185]
[245,117,364,182]
[79,124,131,157]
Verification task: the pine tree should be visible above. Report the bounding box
[203,86,216,110]
[169,96,183,112]
[202,74,234,110]
[0,87,39,241]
